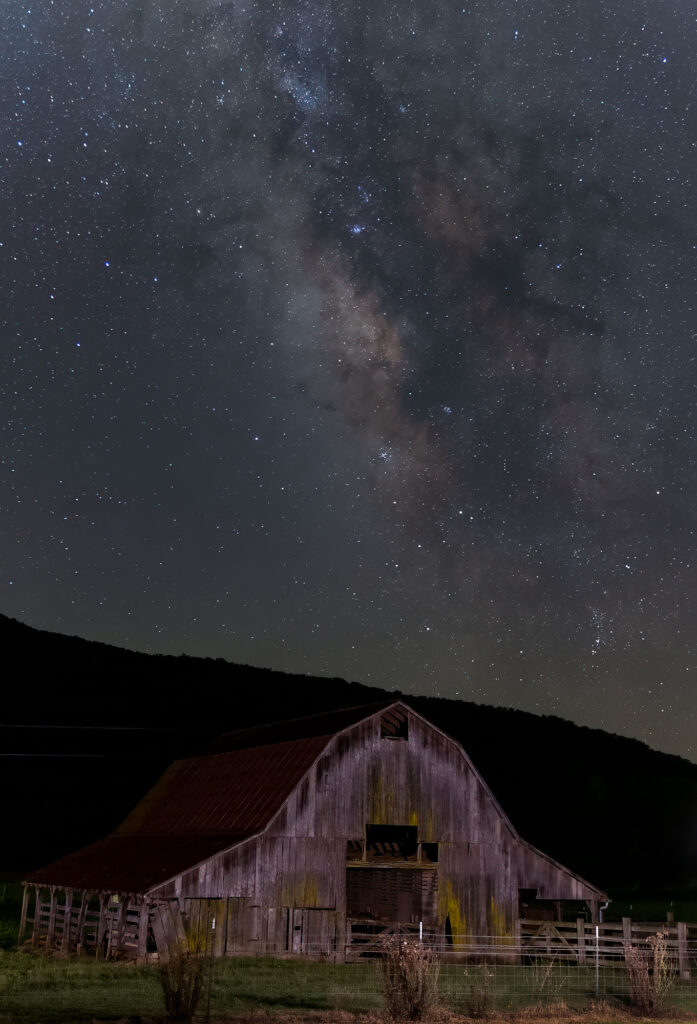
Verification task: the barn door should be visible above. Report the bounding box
[280,908,338,956]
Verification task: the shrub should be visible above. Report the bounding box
[158,940,207,1022]
[623,929,676,1016]
[378,935,440,1021]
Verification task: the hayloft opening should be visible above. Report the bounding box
[366,824,417,860]
[380,707,408,739]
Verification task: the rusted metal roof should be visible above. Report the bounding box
[25,834,238,893]
[24,732,341,892]
[116,734,332,836]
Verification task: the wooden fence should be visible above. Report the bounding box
[520,918,696,978]
[345,917,697,975]
[22,887,697,975]
[25,889,147,958]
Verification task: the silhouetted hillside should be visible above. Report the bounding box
[2,613,696,896]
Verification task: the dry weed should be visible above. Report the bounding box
[378,935,440,1021]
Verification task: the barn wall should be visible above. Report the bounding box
[257,712,524,942]
[154,836,258,899]
[513,842,595,901]
[270,714,511,844]
[153,708,600,955]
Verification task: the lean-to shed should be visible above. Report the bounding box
[22,700,606,959]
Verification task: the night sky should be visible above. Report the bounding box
[2,1,696,760]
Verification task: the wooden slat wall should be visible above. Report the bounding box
[147,708,601,957]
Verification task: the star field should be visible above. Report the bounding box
[1,0,696,759]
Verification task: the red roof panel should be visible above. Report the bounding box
[25,834,239,893]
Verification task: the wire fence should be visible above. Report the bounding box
[188,935,697,1023]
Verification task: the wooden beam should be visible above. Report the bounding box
[31,888,41,950]
[116,895,127,950]
[96,894,108,957]
[137,900,149,962]
[75,892,88,952]
[576,917,586,964]
[18,885,30,946]
[47,887,58,950]
[678,922,690,981]
[61,889,74,956]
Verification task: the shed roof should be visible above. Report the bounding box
[25,834,238,893]
[115,734,332,837]
[26,731,334,892]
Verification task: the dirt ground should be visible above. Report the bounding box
[96,1005,697,1024]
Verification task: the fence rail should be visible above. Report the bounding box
[23,887,697,979]
[345,917,697,973]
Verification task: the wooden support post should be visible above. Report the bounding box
[116,896,127,950]
[97,894,108,957]
[61,889,74,956]
[678,922,689,981]
[513,916,522,963]
[104,899,117,960]
[577,917,587,964]
[75,892,88,952]
[47,887,58,950]
[622,916,632,949]
[137,900,150,962]
[18,885,30,946]
[31,888,41,949]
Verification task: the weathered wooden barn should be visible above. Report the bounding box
[22,701,607,959]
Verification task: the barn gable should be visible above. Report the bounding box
[22,700,606,959]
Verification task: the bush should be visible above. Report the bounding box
[158,941,207,1022]
[378,935,440,1021]
[623,929,676,1016]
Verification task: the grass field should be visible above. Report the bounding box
[1,951,696,1023]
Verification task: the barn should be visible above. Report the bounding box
[21,700,607,959]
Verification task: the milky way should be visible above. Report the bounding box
[2,0,696,758]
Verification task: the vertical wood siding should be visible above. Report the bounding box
[149,708,601,956]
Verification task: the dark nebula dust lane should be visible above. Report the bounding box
[1,0,696,759]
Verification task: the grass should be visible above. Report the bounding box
[0,953,696,1023]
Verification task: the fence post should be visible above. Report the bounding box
[622,917,632,949]
[576,918,586,964]
[61,888,73,956]
[31,888,41,949]
[677,922,689,981]
[18,885,30,946]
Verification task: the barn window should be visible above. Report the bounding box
[380,707,408,739]
[366,824,418,860]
